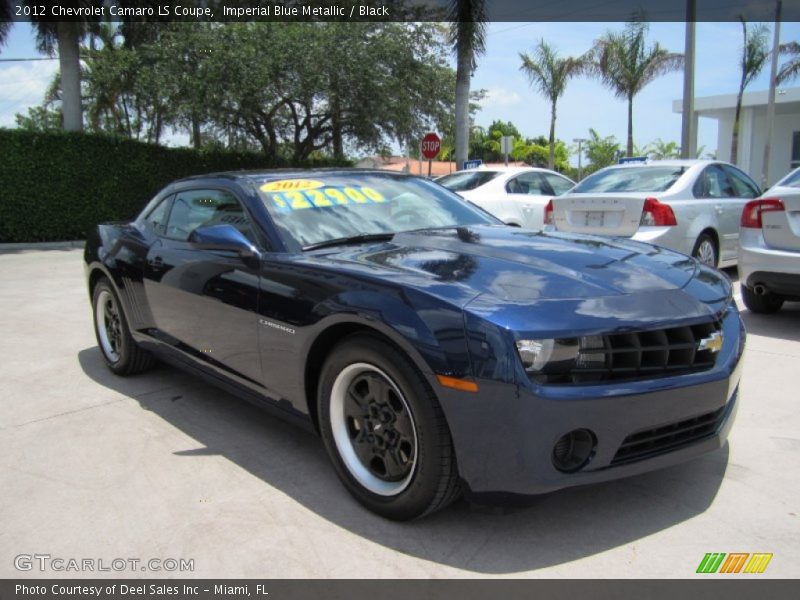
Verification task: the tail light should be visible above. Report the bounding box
[544,199,554,225]
[640,197,677,226]
[741,198,785,228]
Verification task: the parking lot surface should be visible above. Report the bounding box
[1,248,798,578]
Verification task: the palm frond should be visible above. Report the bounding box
[777,41,800,84]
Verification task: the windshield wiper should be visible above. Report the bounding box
[302,232,395,251]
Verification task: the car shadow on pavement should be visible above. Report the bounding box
[79,346,729,575]
[740,302,800,342]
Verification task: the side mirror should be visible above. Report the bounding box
[188,224,258,258]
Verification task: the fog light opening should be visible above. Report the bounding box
[552,429,597,473]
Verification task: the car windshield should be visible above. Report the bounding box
[776,168,800,188]
[435,171,501,191]
[257,173,497,249]
[573,166,687,193]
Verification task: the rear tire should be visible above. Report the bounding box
[318,334,460,520]
[741,285,784,314]
[92,278,155,375]
[692,233,718,267]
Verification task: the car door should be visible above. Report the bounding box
[504,172,554,229]
[693,165,742,262]
[722,165,761,258]
[143,187,263,387]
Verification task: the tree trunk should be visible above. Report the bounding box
[548,100,556,170]
[191,114,201,149]
[626,94,634,157]
[57,22,83,131]
[331,96,344,161]
[731,84,745,164]
[454,37,472,170]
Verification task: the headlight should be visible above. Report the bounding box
[515,338,580,383]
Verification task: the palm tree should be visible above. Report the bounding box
[519,41,588,170]
[592,20,683,157]
[731,19,770,164]
[447,0,486,170]
[777,41,800,84]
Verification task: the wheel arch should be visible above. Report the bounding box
[695,228,719,258]
[302,318,441,434]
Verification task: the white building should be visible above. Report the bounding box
[673,87,800,187]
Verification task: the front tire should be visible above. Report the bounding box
[92,278,155,375]
[318,334,460,520]
[741,285,784,314]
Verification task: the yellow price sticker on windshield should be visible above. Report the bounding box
[260,179,324,193]
[266,185,386,212]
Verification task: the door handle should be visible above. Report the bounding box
[714,204,724,214]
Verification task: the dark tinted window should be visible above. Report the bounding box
[573,166,687,193]
[144,196,172,236]
[166,189,254,242]
[722,165,760,198]
[506,172,550,195]
[436,171,500,191]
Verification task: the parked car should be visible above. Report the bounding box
[738,166,800,313]
[546,160,762,267]
[435,166,574,230]
[85,169,743,520]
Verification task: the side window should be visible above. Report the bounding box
[693,165,735,199]
[506,172,551,195]
[166,189,255,243]
[144,195,172,236]
[542,173,574,196]
[723,165,760,199]
[792,131,800,170]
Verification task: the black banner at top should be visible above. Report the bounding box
[4,0,800,23]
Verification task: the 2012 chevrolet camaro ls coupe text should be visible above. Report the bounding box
[84,170,745,520]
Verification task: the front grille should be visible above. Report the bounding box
[611,405,726,465]
[571,320,722,384]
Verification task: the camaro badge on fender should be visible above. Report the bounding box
[698,331,724,353]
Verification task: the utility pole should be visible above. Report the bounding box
[573,138,588,181]
[680,0,697,159]
[762,0,783,188]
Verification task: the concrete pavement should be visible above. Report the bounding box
[0,249,798,578]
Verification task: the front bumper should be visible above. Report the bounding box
[437,305,744,496]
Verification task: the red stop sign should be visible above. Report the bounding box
[420,132,441,160]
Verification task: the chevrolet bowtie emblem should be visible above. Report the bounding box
[697,331,724,353]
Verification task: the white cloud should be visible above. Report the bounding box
[0,60,59,127]
[481,87,523,108]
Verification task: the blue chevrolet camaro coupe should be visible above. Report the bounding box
[84,169,744,520]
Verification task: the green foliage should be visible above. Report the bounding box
[0,129,347,243]
[778,41,800,84]
[583,128,621,174]
[645,138,681,160]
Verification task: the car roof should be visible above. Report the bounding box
[174,168,413,184]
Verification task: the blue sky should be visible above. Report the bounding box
[1,20,799,162]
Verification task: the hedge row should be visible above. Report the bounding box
[0,129,349,242]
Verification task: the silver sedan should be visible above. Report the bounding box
[738,166,800,313]
[546,160,761,267]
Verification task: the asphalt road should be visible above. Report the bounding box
[1,248,798,578]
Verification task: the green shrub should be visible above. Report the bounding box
[0,129,349,242]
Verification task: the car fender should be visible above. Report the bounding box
[302,289,474,392]
[682,208,718,249]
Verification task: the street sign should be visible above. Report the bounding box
[420,132,441,160]
[463,159,483,170]
[619,156,648,164]
[500,136,514,154]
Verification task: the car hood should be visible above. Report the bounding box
[303,225,716,304]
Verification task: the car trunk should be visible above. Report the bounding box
[763,190,800,252]
[553,194,646,237]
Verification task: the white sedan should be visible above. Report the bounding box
[435,167,575,230]
[738,166,800,313]
[546,160,762,267]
